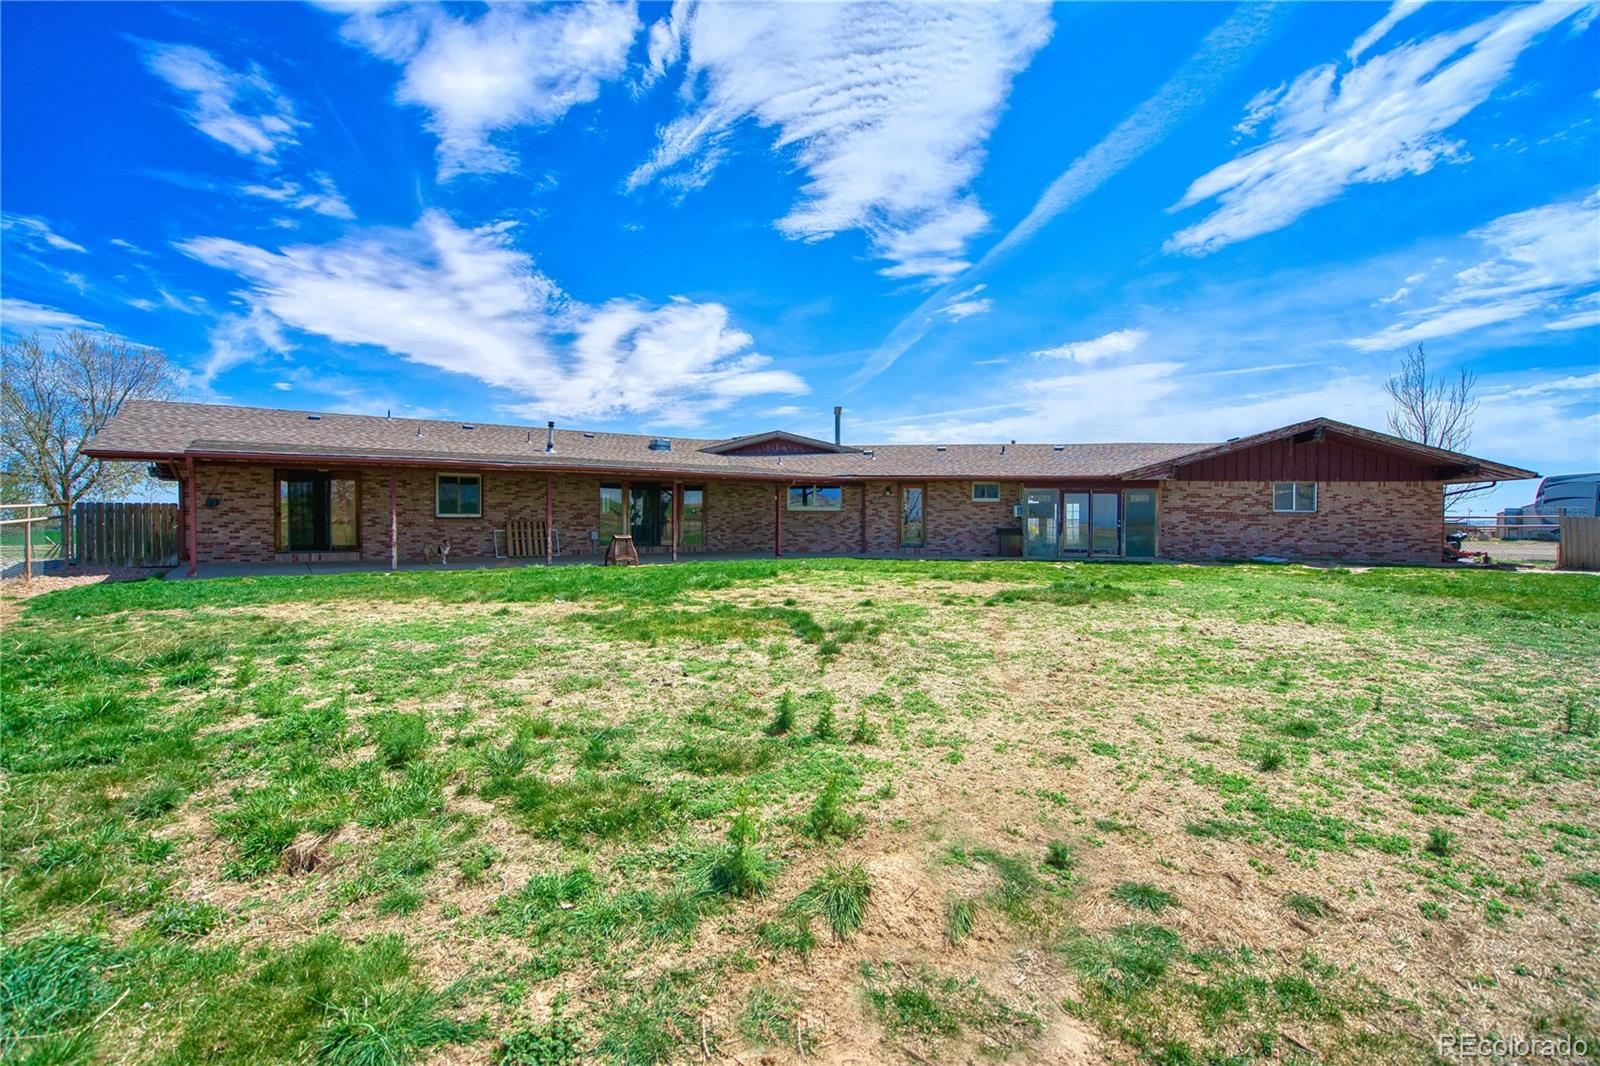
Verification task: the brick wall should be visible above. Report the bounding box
[185,463,1440,566]
[1158,480,1443,564]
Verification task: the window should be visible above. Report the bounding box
[681,486,705,548]
[788,485,842,511]
[971,482,1000,502]
[1273,481,1317,513]
[598,483,624,544]
[436,474,482,517]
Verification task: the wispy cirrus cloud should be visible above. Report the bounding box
[138,40,304,163]
[1347,0,1429,62]
[849,4,1279,387]
[629,2,1054,283]
[1167,1,1583,255]
[1033,328,1149,364]
[0,297,101,333]
[332,2,639,179]
[176,210,805,423]
[240,174,354,219]
[936,285,992,323]
[2,213,87,254]
[1350,189,1600,351]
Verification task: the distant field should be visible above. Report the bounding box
[3,559,1597,1064]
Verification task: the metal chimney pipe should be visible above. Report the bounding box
[833,405,842,445]
[545,421,555,453]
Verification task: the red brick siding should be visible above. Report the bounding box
[1158,480,1442,564]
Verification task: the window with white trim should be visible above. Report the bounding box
[971,482,1001,502]
[436,474,482,517]
[1272,481,1317,513]
[787,485,842,511]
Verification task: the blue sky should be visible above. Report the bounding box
[3,1,1596,511]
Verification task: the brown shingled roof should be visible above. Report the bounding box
[85,400,1208,480]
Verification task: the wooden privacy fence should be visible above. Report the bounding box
[75,502,180,567]
[1558,516,1600,571]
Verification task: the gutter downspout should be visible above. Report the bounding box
[389,470,398,571]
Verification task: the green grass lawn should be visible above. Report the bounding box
[4,559,1597,1065]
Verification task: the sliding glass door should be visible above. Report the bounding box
[1123,489,1156,558]
[1022,489,1058,558]
[1090,492,1120,555]
[629,483,673,548]
[276,472,358,552]
[1060,493,1089,554]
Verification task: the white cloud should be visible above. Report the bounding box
[1351,190,1600,351]
[847,4,1279,387]
[629,3,1053,282]
[1032,328,1148,364]
[1374,286,1410,305]
[176,210,806,421]
[139,41,303,163]
[240,173,354,219]
[937,285,992,323]
[335,3,639,179]
[1,298,100,332]
[1348,0,1429,62]
[2,213,87,254]
[1167,2,1581,255]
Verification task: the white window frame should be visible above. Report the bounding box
[1272,481,1317,513]
[435,472,483,518]
[971,482,1001,503]
[787,485,843,511]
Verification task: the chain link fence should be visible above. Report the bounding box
[1446,517,1561,567]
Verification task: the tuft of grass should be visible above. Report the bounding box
[849,711,880,745]
[1568,870,1600,896]
[148,899,223,939]
[1110,882,1176,914]
[1284,892,1332,919]
[859,961,1041,1053]
[1279,717,1320,739]
[371,712,431,768]
[316,980,480,1066]
[1062,922,1183,996]
[944,897,977,945]
[802,776,862,842]
[1257,747,1286,772]
[1424,826,1455,858]
[699,811,777,899]
[739,986,811,1054]
[986,579,1131,607]
[0,933,119,1061]
[501,774,674,844]
[764,692,796,736]
[794,862,871,940]
[126,781,187,821]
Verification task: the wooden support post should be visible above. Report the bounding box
[388,470,398,571]
[545,473,554,565]
[22,508,33,584]
[671,480,680,562]
[858,482,868,555]
[184,455,198,577]
[774,482,783,558]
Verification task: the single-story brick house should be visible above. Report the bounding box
[85,400,1535,573]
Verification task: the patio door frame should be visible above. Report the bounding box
[1022,487,1059,558]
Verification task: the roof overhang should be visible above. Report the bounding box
[700,429,858,455]
[1117,417,1538,483]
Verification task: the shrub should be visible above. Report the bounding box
[1425,827,1454,857]
[372,712,430,768]
[1044,841,1076,873]
[764,693,795,736]
[803,777,862,842]
[811,706,837,741]
[700,811,776,899]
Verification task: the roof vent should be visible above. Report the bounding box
[649,438,672,451]
[1052,445,1064,452]
[546,421,555,453]
[936,445,947,452]
[1227,436,1240,442]
[461,423,475,431]
[583,432,596,439]
[306,414,321,421]
[863,449,875,458]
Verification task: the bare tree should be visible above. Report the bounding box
[1,331,176,558]
[1383,344,1489,506]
